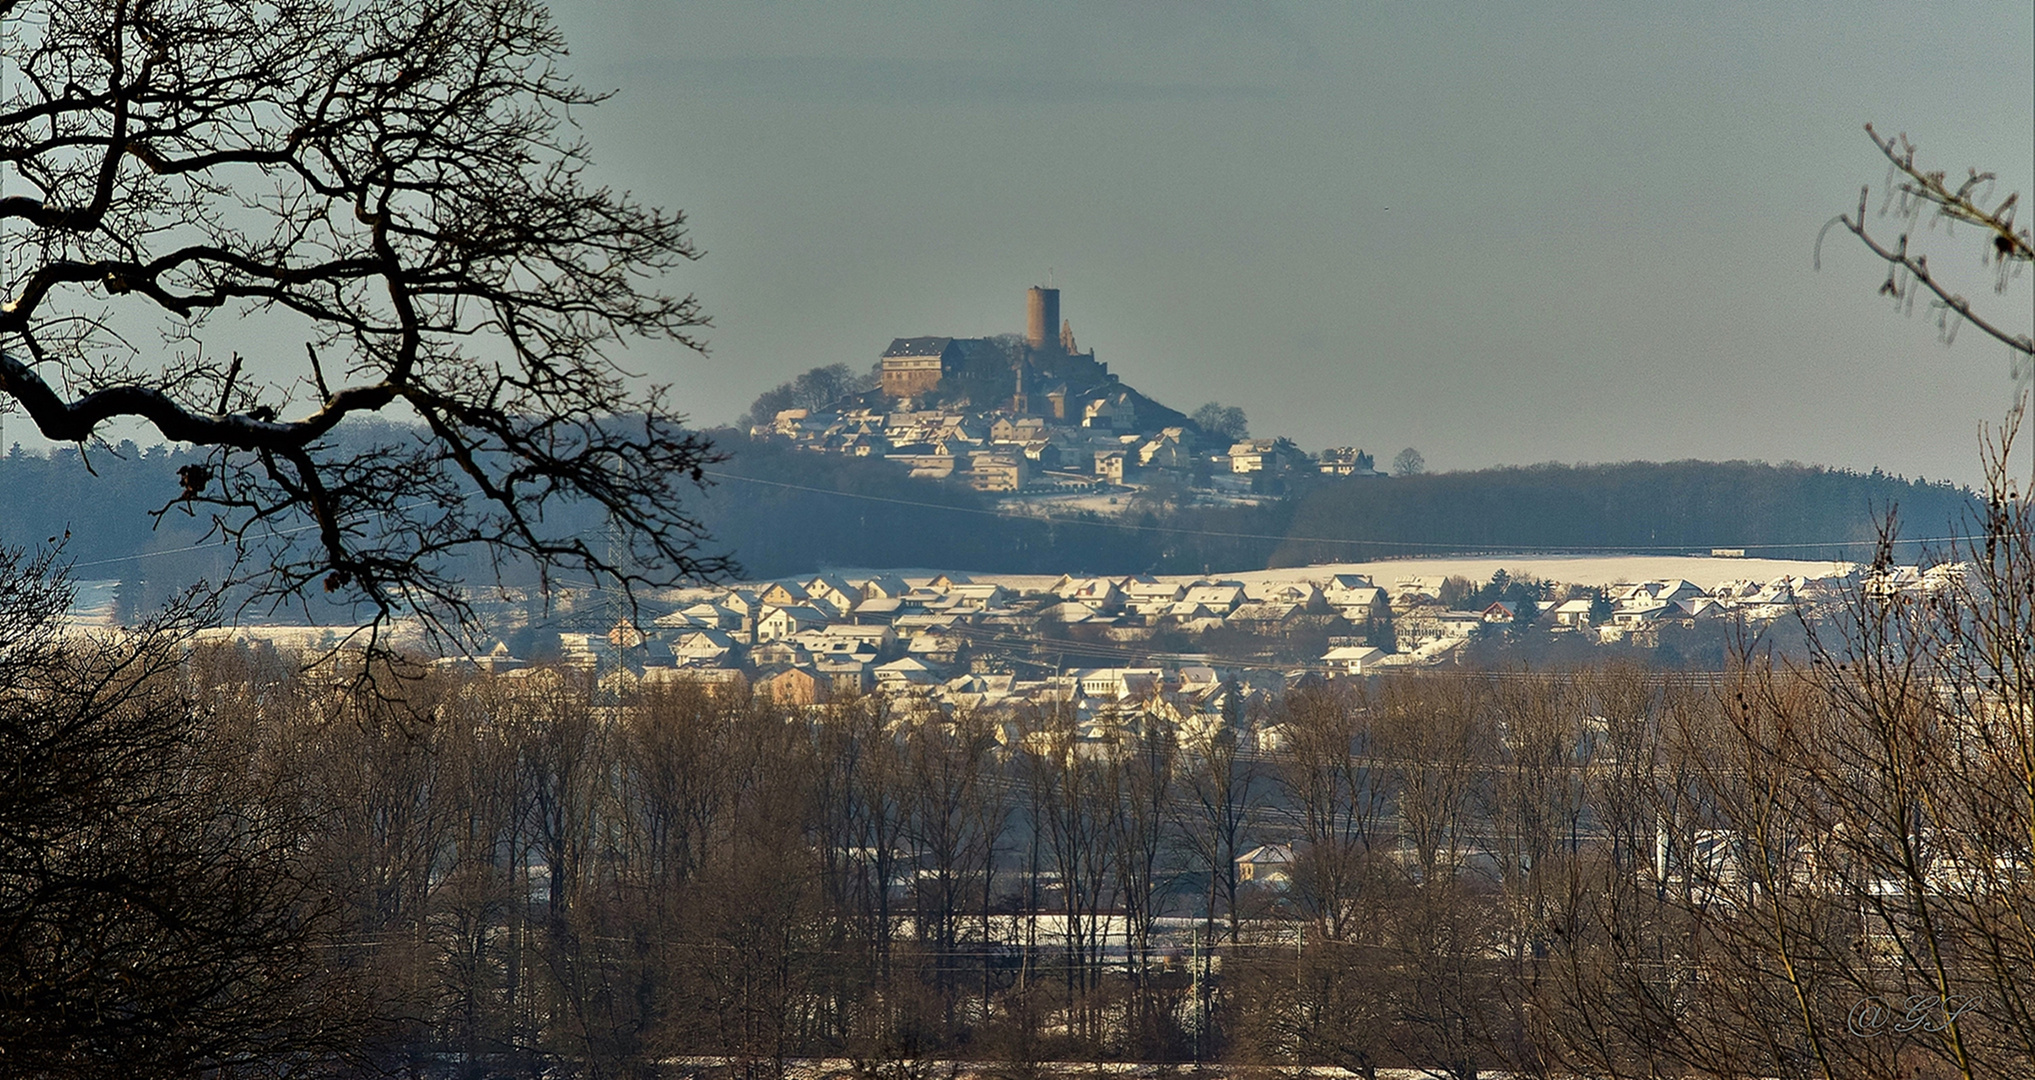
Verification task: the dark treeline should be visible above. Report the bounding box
[0,435,1982,591]
[599,439,1985,578]
[18,623,2033,1078]
[0,440,217,568]
[1272,459,1977,566]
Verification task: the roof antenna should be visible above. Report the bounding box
[1049,267,1055,288]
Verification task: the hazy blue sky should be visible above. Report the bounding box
[550,2,2029,484]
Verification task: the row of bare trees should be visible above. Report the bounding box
[5,465,2032,1078]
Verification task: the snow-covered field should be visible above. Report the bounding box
[1215,554,1855,591]
[753,554,1852,595]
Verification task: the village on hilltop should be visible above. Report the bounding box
[162,284,1975,719]
[748,285,1379,499]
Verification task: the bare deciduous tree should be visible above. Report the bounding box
[0,550,360,1074]
[0,0,728,636]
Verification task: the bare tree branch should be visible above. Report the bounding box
[0,0,732,644]
[1819,125,2035,361]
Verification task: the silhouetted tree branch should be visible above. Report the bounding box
[0,0,729,639]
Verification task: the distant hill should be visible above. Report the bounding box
[0,438,1981,595]
[0,442,219,595]
[692,444,1978,578]
[1268,460,1978,567]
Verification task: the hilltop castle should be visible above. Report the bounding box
[876,286,1129,422]
[753,284,1383,495]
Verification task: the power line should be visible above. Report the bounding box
[66,495,467,570]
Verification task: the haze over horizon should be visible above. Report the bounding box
[544,1,2029,488]
[5,2,2028,488]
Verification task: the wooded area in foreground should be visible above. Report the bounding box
[4,494,2031,1080]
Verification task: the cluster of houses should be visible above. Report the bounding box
[751,403,1383,495]
[752,405,1206,493]
[536,570,1397,713]
[423,562,1917,720]
[1389,569,1867,662]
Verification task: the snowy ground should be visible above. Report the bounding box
[1209,554,1856,591]
[736,554,1852,595]
[994,490,1138,516]
[63,579,123,628]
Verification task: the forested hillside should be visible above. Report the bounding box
[0,442,225,610]
[1270,459,1976,567]
[0,435,1979,591]
[687,433,1285,578]
[675,439,1982,576]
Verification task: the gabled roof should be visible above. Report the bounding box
[1121,575,1182,599]
[652,602,732,628]
[860,574,910,598]
[1183,583,1246,608]
[805,574,856,597]
[948,582,1005,600]
[760,604,829,626]
[1236,843,1294,866]
[883,336,956,358]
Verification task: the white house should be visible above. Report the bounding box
[1061,577,1125,614]
[1251,581,1324,609]
[755,604,830,642]
[1074,667,1163,701]
[1320,644,1385,675]
[1616,580,1705,611]
[1612,602,1672,629]
[802,574,862,613]
[1324,573,1386,611]
[859,574,911,601]
[874,657,943,689]
[672,629,739,667]
[1550,598,1595,629]
[1182,582,1247,613]
[757,581,810,607]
